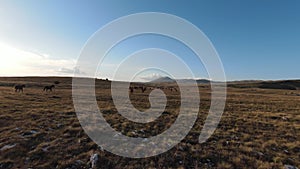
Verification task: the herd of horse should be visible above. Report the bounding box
[14,84,55,93]
[129,86,178,93]
[14,83,178,94]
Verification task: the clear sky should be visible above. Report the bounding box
[0,0,299,81]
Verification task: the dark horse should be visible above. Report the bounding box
[15,84,25,92]
[129,87,134,93]
[43,85,55,92]
[140,86,147,93]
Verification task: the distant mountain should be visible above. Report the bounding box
[150,77,175,83]
[150,77,211,84]
[228,80,300,90]
[258,80,300,90]
[196,79,211,84]
[150,77,300,90]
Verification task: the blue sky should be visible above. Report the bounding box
[0,0,299,80]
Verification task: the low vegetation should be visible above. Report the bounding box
[0,77,299,168]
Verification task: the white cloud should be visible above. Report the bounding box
[0,42,76,76]
[57,67,85,75]
[140,73,163,81]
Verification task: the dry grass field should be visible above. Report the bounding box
[0,77,299,169]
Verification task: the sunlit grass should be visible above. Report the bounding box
[0,77,299,168]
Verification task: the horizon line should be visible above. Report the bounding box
[0,75,299,83]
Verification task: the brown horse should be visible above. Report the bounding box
[140,86,147,93]
[43,85,55,92]
[15,84,25,93]
[129,87,134,93]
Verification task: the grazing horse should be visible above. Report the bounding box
[129,87,134,93]
[43,85,55,92]
[140,86,147,93]
[15,85,25,93]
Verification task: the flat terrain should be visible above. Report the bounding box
[0,77,299,169]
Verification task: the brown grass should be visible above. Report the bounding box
[0,77,299,169]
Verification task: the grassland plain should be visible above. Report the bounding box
[0,77,299,169]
